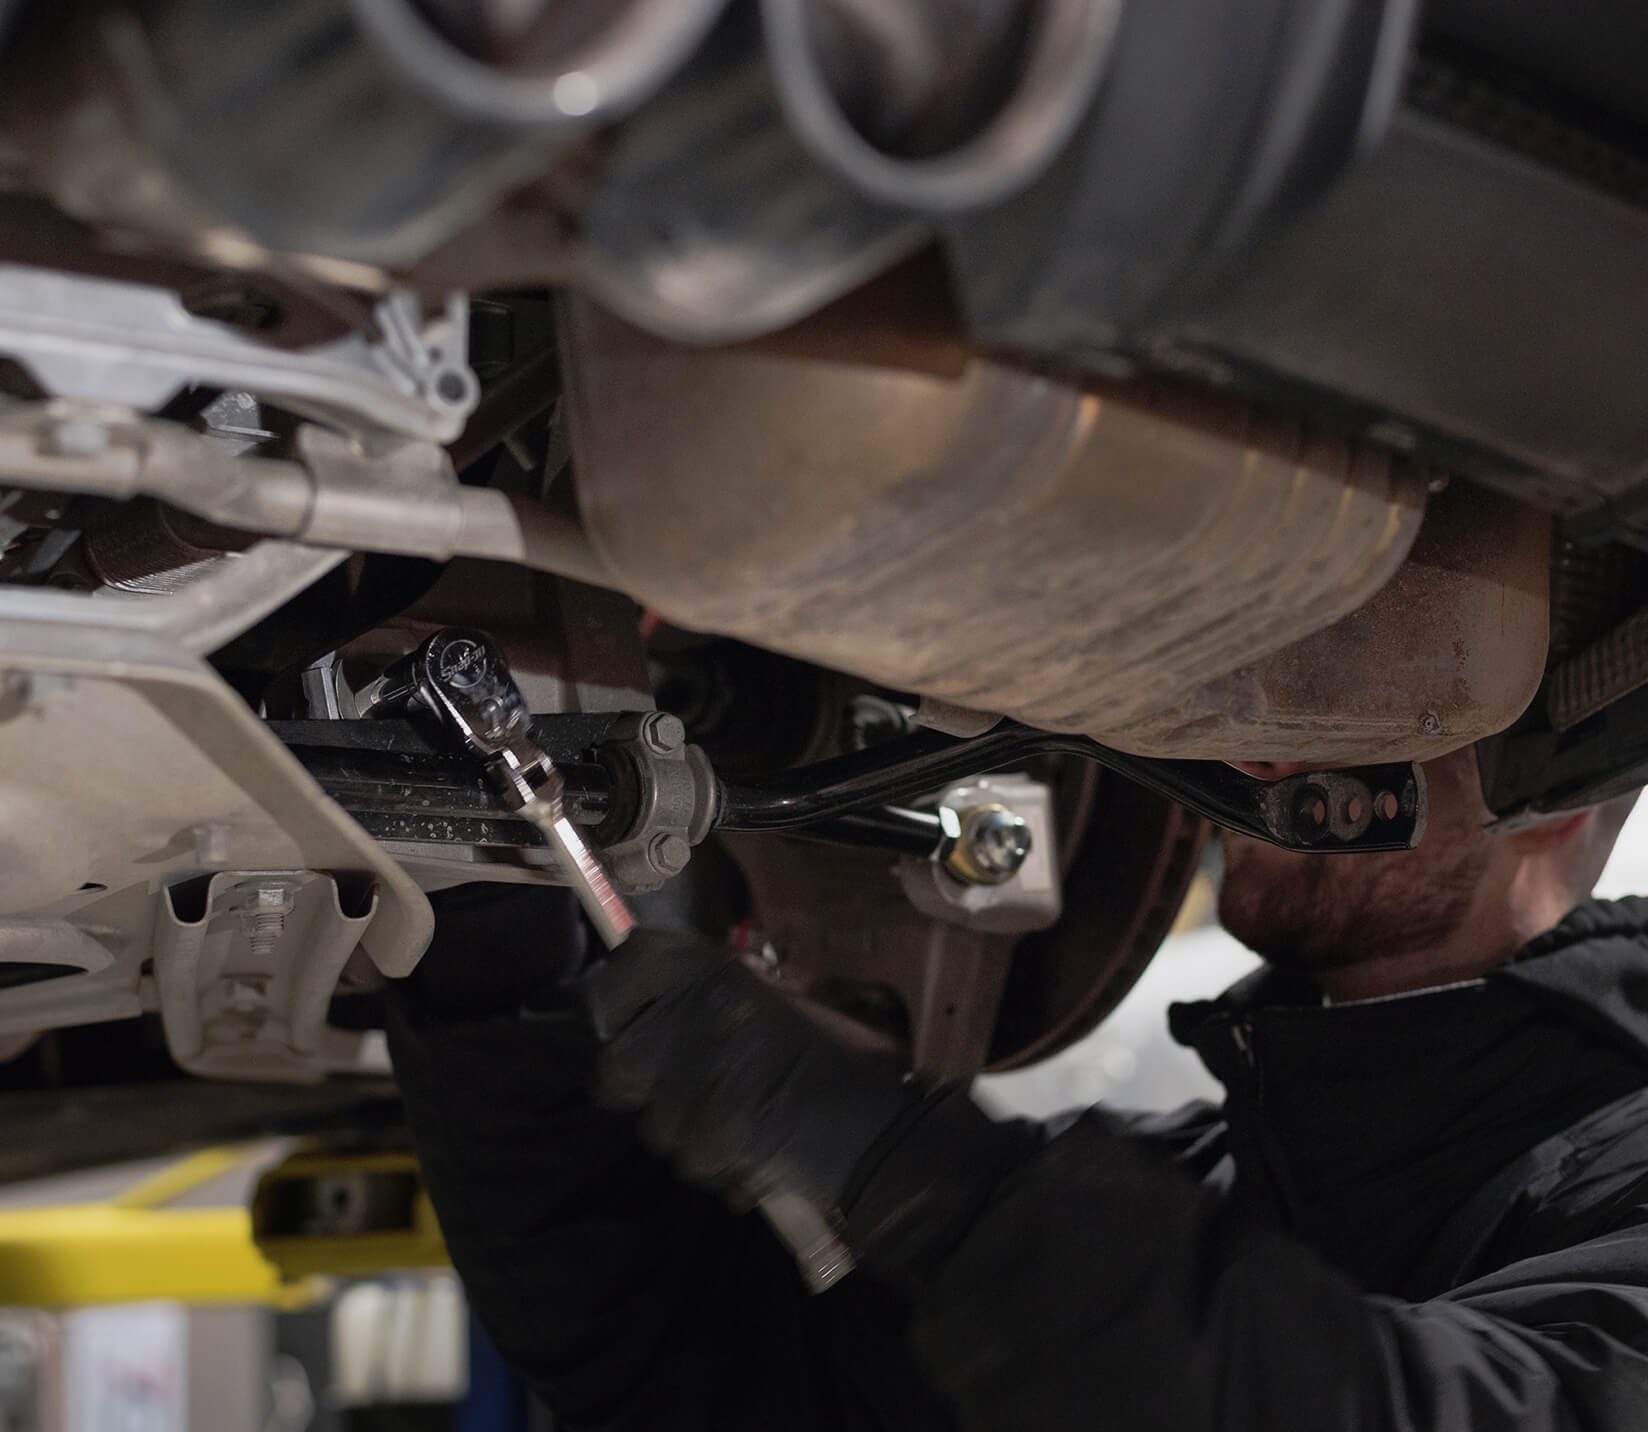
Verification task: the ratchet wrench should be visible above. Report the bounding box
[405,627,856,1293]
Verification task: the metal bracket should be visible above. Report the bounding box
[596,711,717,892]
[0,537,347,657]
[0,571,435,1071]
[153,872,380,1083]
[0,264,477,443]
[897,775,1061,934]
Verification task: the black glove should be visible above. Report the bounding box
[394,883,590,1024]
[586,931,1046,1295]
[585,931,920,1218]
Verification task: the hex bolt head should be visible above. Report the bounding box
[240,882,296,958]
[647,833,692,877]
[639,712,686,756]
[944,806,1033,885]
[968,808,1032,879]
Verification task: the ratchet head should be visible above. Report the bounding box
[402,628,638,949]
[412,629,536,765]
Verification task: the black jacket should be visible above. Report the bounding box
[387,894,1648,1431]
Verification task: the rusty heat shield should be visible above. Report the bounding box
[562,295,1549,764]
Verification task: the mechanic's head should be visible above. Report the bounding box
[1218,747,1639,1000]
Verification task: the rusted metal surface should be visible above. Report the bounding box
[987,775,1208,1071]
[565,298,1430,756]
[724,833,1015,1082]
[1100,486,1552,761]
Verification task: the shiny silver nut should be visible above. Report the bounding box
[248,883,295,915]
[639,711,686,756]
[647,832,692,877]
[967,808,1033,880]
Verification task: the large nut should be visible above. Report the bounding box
[943,805,1032,886]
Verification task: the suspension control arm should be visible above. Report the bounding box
[714,723,1427,853]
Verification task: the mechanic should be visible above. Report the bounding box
[387,746,1648,1430]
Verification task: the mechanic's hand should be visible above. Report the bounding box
[584,931,920,1216]
[394,884,591,1024]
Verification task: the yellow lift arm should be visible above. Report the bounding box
[0,1145,448,1309]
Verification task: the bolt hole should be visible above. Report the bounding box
[434,369,470,404]
[1292,785,1331,843]
[943,1003,956,1018]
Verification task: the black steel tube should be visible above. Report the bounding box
[784,805,945,856]
[714,722,1427,853]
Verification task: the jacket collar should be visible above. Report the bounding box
[1497,896,1648,1060]
[1165,898,1648,1295]
[1169,896,1648,1057]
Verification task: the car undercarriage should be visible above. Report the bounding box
[0,0,1638,1155]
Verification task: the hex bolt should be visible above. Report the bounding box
[968,808,1032,880]
[647,832,692,877]
[943,806,1033,885]
[639,712,686,756]
[242,883,296,958]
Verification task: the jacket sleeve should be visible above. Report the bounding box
[386,976,954,1432]
[850,1103,1648,1432]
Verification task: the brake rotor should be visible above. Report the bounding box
[722,766,1208,1079]
[986,769,1208,1071]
